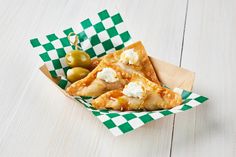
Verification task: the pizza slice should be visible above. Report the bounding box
[92,73,182,111]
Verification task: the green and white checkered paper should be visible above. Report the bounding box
[30,9,208,136]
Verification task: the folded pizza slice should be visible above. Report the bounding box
[97,41,160,84]
[92,73,182,111]
[66,62,131,97]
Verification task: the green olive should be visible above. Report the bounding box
[67,67,90,83]
[65,50,91,68]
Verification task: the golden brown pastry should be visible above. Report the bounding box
[66,62,131,97]
[66,41,160,97]
[101,41,160,84]
[87,57,103,71]
[92,73,182,111]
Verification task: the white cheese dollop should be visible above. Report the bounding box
[97,68,118,83]
[122,82,144,99]
[120,49,139,65]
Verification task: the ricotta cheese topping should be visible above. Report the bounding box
[122,82,144,99]
[120,49,139,65]
[97,68,118,83]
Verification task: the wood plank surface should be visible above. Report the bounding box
[171,0,236,156]
[0,0,188,157]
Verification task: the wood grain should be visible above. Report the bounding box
[171,0,236,156]
[2,0,236,156]
[0,0,188,157]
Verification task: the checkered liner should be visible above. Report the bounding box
[75,88,208,136]
[30,9,132,88]
[30,9,208,136]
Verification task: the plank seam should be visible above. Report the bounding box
[169,0,190,156]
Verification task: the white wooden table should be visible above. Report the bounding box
[0,0,235,156]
